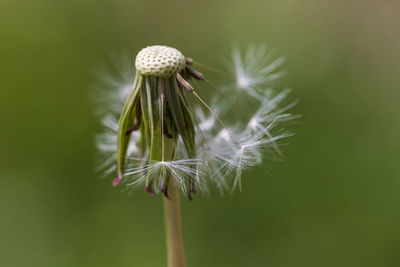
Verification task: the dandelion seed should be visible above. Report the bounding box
[247,88,299,155]
[93,54,135,116]
[231,45,287,99]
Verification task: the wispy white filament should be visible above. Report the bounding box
[124,159,203,193]
[231,45,287,100]
[93,54,134,116]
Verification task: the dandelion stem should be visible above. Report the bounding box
[161,79,165,162]
[163,178,186,267]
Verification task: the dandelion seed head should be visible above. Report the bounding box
[94,44,298,198]
[135,45,185,77]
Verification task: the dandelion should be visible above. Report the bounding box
[94,45,296,267]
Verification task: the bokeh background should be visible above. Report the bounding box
[1,0,400,266]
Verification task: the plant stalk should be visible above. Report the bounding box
[163,179,186,267]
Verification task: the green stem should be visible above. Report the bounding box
[163,179,186,267]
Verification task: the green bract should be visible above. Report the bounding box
[115,46,196,196]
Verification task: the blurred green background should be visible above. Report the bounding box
[1,0,400,266]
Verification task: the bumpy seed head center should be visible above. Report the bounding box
[135,45,186,77]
